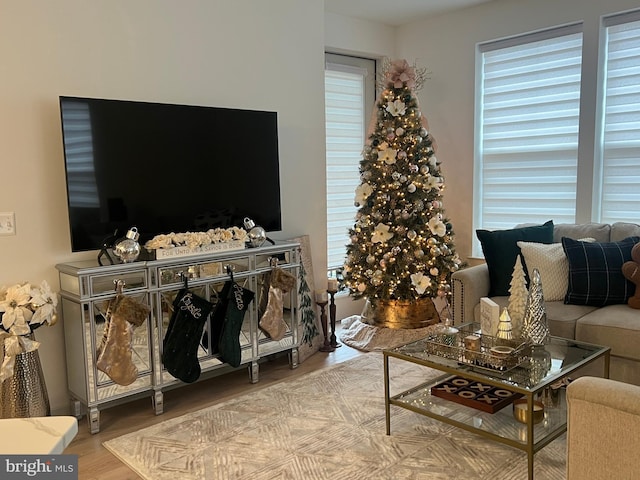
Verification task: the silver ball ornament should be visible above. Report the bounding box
[243,217,266,248]
[114,227,141,263]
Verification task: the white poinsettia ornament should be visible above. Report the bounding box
[378,144,397,165]
[355,183,373,205]
[428,215,446,237]
[410,272,431,295]
[385,99,407,117]
[371,223,394,244]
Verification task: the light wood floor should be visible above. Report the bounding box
[65,332,364,479]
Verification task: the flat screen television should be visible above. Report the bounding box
[59,96,282,252]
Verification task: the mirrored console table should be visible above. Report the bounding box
[56,241,300,433]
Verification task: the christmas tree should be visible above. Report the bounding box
[298,261,319,346]
[343,59,461,304]
[508,254,528,338]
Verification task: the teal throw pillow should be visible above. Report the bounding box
[563,236,640,307]
[476,220,554,297]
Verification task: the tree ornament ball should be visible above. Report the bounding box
[407,230,417,240]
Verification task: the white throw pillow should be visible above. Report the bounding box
[517,238,595,302]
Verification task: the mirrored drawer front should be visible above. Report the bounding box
[158,257,251,286]
[255,250,297,271]
[89,270,148,296]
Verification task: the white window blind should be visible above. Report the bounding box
[599,13,640,222]
[325,56,374,271]
[475,25,583,243]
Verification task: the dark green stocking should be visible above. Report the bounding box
[162,289,213,383]
[218,283,254,367]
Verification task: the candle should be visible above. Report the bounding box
[464,334,481,351]
[315,290,328,303]
[328,278,339,292]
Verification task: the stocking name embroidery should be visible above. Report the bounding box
[232,284,245,310]
[180,293,203,318]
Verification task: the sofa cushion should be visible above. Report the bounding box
[610,222,640,242]
[517,238,595,302]
[563,236,640,307]
[546,301,598,340]
[476,220,554,297]
[576,304,640,361]
[552,223,611,243]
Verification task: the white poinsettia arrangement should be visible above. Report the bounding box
[144,226,248,250]
[0,281,59,382]
[0,281,58,335]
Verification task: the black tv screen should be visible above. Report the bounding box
[59,96,282,252]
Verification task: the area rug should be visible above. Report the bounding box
[339,315,441,351]
[104,354,566,480]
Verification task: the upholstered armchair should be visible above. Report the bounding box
[566,376,640,479]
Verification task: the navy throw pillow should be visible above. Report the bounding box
[476,220,554,297]
[563,236,640,307]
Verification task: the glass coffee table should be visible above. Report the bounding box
[383,323,610,480]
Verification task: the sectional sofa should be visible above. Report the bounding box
[451,222,640,385]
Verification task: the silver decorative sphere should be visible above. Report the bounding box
[114,227,141,263]
[243,217,267,248]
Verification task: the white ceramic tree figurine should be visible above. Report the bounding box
[508,254,527,338]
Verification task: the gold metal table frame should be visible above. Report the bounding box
[383,324,610,480]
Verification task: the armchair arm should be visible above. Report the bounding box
[451,264,490,325]
[566,376,640,480]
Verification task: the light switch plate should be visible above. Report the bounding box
[0,212,16,235]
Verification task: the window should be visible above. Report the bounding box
[474,24,584,255]
[597,12,640,223]
[325,54,376,273]
[474,9,640,257]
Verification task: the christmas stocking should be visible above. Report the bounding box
[202,280,232,354]
[218,283,254,368]
[96,294,150,386]
[162,289,213,383]
[259,268,296,341]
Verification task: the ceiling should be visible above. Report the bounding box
[324,0,496,27]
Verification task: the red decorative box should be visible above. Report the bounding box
[430,376,521,413]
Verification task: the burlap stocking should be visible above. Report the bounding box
[258,268,296,341]
[218,283,254,368]
[96,294,150,386]
[162,289,213,383]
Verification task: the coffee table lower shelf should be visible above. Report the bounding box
[388,375,567,450]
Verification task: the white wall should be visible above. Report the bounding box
[0,0,326,414]
[397,0,640,265]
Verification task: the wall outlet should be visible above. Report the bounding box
[0,212,16,235]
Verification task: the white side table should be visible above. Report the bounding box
[0,416,78,454]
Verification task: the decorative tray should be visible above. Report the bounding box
[422,324,531,373]
[431,376,522,413]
